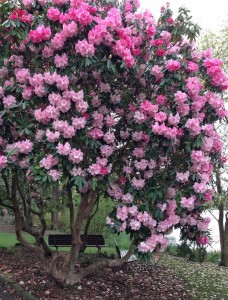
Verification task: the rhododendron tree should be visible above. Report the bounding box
[0,0,227,285]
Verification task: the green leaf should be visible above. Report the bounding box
[42,176,48,183]
[85,58,92,67]
[25,128,32,135]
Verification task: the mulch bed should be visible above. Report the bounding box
[0,281,23,300]
[0,248,190,300]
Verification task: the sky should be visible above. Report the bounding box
[140,0,228,32]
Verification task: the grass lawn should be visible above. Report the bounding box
[0,232,116,254]
[0,232,35,249]
[159,254,228,300]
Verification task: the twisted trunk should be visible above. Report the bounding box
[46,188,132,285]
[223,212,228,267]
[11,172,49,269]
[48,236,135,285]
[81,195,100,253]
[10,178,136,285]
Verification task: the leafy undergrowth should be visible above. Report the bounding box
[159,254,228,300]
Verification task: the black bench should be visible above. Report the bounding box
[48,234,105,253]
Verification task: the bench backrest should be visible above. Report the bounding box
[48,234,105,246]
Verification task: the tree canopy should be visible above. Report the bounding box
[0,0,227,284]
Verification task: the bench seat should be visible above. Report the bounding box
[48,234,105,252]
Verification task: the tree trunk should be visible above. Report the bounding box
[51,211,59,230]
[10,179,137,285]
[216,171,228,267]
[47,190,108,285]
[48,236,136,285]
[51,186,60,230]
[11,173,49,263]
[223,212,228,267]
[81,195,100,253]
[218,205,225,265]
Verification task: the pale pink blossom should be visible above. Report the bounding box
[54,53,68,69]
[185,118,201,136]
[103,132,115,144]
[3,95,16,108]
[130,219,141,230]
[134,159,148,171]
[106,217,114,227]
[180,196,195,211]
[57,142,71,156]
[100,145,114,157]
[40,155,59,170]
[48,169,61,181]
[69,149,83,164]
[122,193,134,203]
[88,163,102,176]
[197,217,210,231]
[55,75,69,91]
[75,40,95,57]
[46,130,60,142]
[132,148,145,158]
[176,171,189,183]
[71,116,86,130]
[62,22,78,38]
[16,140,33,154]
[0,156,8,168]
[116,206,129,221]
[131,177,145,190]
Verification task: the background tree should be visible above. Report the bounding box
[198,23,228,73]
[198,23,228,266]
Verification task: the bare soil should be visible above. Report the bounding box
[0,247,190,300]
[0,281,23,300]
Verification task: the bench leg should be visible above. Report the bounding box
[97,246,101,254]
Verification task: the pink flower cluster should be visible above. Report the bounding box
[40,155,59,170]
[197,236,209,245]
[15,140,33,154]
[197,217,210,232]
[204,58,228,90]
[166,60,181,72]
[9,8,33,24]
[174,91,190,117]
[180,196,195,211]
[47,7,60,22]
[29,25,52,43]
[138,235,168,253]
[176,171,189,183]
[75,40,95,57]
[3,95,16,109]
[131,177,145,190]
[0,155,8,168]
[185,118,201,136]
[88,163,109,176]
[54,53,68,69]
[48,169,61,181]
